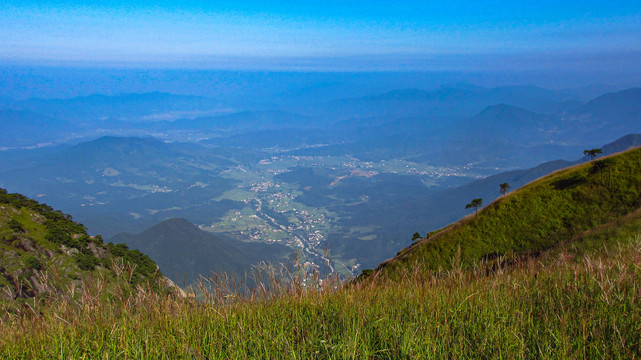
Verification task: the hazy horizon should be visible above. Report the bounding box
[1,66,640,101]
[2,1,640,73]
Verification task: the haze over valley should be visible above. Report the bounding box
[2,0,641,285]
[1,73,640,282]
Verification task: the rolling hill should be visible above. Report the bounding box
[0,136,247,237]
[110,218,292,286]
[317,134,641,269]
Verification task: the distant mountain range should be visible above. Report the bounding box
[0,84,639,277]
[291,87,641,168]
[1,86,639,163]
[2,92,225,122]
[200,86,640,170]
[298,84,585,120]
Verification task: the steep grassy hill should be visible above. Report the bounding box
[374,146,641,278]
[322,134,641,270]
[0,188,169,302]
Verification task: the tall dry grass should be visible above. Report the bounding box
[2,235,640,359]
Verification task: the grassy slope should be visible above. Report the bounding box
[1,149,641,358]
[376,147,641,278]
[2,223,640,358]
[0,188,165,303]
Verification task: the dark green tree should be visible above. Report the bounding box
[583,148,602,161]
[412,232,422,242]
[499,182,511,196]
[7,219,24,233]
[465,198,483,215]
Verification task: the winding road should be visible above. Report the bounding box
[250,197,336,275]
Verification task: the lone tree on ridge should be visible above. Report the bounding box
[499,182,511,196]
[583,148,602,161]
[465,198,483,215]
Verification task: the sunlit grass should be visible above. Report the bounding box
[383,148,641,277]
[2,232,640,359]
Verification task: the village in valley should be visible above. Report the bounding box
[200,154,490,276]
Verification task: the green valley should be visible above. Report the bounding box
[2,143,641,358]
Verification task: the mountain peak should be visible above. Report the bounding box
[601,134,641,155]
[145,217,202,235]
[72,136,168,151]
[578,87,641,113]
[109,218,291,286]
[477,103,534,116]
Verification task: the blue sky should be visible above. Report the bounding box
[1,1,640,71]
